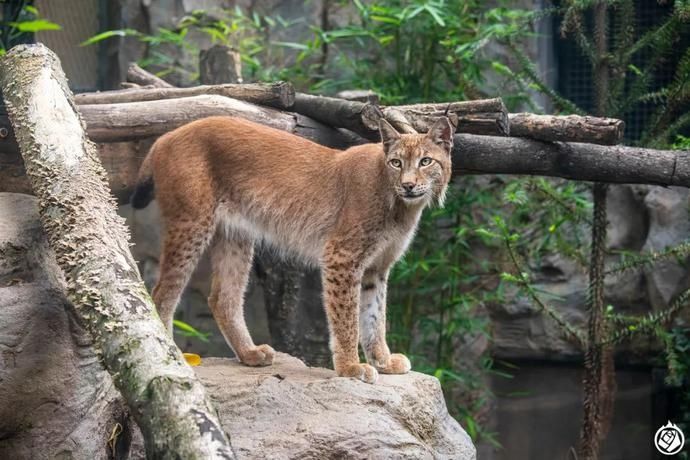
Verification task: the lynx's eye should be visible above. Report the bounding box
[419,157,433,167]
[389,159,402,169]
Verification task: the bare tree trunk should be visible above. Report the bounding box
[579,3,616,459]
[199,44,243,84]
[0,44,234,459]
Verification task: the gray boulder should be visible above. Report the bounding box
[197,354,475,460]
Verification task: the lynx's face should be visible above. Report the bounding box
[379,118,455,206]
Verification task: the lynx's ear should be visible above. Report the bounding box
[426,117,455,153]
[379,119,401,154]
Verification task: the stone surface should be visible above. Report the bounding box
[489,184,690,363]
[196,353,476,460]
[0,193,134,460]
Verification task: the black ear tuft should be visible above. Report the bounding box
[426,117,455,153]
[379,119,401,154]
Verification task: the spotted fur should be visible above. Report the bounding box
[132,115,455,383]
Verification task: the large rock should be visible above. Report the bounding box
[196,354,475,460]
[1,192,474,459]
[0,193,134,459]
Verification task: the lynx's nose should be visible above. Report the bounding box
[401,182,416,193]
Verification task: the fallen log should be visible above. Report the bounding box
[126,62,173,88]
[454,134,690,186]
[77,95,360,146]
[1,98,688,203]
[293,92,383,140]
[75,81,295,110]
[0,44,234,459]
[292,94,510,138]
[385,98,510,137]
[509,113,624,145]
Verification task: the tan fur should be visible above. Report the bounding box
[135,115,455,383]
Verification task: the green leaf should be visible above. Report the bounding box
[9,19,62,33]
[271,41,310,50]
[173,320,210,342]
[80,29,138,46]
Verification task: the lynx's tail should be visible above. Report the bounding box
[130,145,156,209]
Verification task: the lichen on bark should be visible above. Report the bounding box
[0,44,234,459]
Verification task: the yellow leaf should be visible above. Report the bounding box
[183,353,202,366]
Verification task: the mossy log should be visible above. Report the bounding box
[0,44,234,459]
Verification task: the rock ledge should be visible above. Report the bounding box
[196,353,475,459]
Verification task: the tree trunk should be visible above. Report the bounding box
[199,44,243,85]
[75,81,295,109]
[0,44,234,459]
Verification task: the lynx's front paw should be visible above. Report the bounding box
[337,362,379,384]
[375,353,412,374]
[239,344,275,367]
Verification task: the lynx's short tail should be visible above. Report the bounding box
[130,145,156,209]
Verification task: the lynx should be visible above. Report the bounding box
[131,115,455,383]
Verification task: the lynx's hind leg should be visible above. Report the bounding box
[360,267,411,375]
[152,215,214,334]
[208,231,274,366]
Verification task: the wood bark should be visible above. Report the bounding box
[336,89,380,104]
[385,98,510,137]
[453,133,690,186]
[75,81,295,110]
[293,92,383,140]
[2,113,689,203]
[126,62,174,88]
[75,95,360,146]
[291,94,511,138]
[199,44,243,85]
[509,113,624,145]
[0,44,234,459]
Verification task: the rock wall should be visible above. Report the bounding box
[0,193,135,460]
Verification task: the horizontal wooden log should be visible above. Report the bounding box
[76,95,358,147]
[509,113,624,145]
[454,134,690,186]
[2,97,687,203]
[4,130,688,205]
[291,95,510,138]
[126,63,174,88]
[75,81,295,110]
[293,93,383,140]
[388,98,510,137]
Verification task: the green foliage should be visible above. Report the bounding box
[0,3,61,56]
[284,0,535,103]
[83,8,293,84]
[173,319,211,343]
